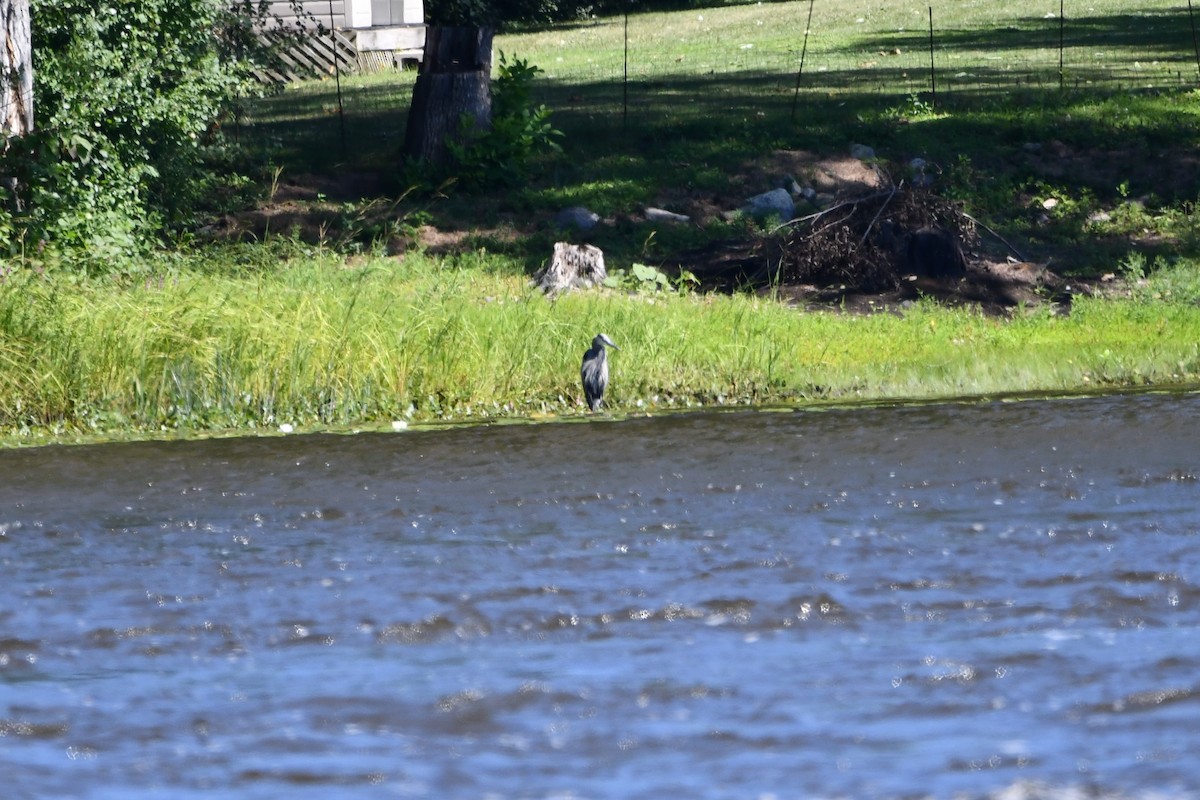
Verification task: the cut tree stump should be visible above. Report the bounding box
[534,243,607,295]
[403,26,493,166]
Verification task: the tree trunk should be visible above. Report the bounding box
[2,0,33,138]
[403,26,493,166]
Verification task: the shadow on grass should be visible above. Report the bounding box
[232,52,1200,279]
[237,21,1199,181]
[850,8,1200,61]
[238,77,417,175]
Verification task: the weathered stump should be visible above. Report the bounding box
[533,242,607,295]
[403,26,493,166]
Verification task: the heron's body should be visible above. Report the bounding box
[581,333,619,411]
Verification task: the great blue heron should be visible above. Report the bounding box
[581,333,620,411]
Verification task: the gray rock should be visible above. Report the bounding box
[644,207,691,224]
[908,157,934,188]
[781,175,805,197]
[554,206,601,231]
[741,188,795,222]
[850,143,876,160]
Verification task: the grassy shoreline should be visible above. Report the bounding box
[3,251,1200,448]
[5,0,1200,447]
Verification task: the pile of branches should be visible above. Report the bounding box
[766,185,979,291]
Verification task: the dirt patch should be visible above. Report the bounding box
[653,149,889,227]
[271,171,392,203]
[204,171,395,246]
[757,149,887,198]
[765,257,1086,317]
[1022,140,1200,201]
[205,170,519,256]
[207,151,1122,315]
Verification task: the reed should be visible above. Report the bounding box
[3,254,1200,444]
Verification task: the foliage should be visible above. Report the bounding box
[1119,251,1148,282]
[446,51,563,187]
[1122,255,1200,305]
[426,0,492,25]
[604,262,697,293]
[885,91,942,124]
[1,0,308,270]
[5,253,1200,443]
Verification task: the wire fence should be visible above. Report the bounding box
[249,0,1198,164]
[512,0,1197,114]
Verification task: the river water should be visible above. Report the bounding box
[2,392,1200,799]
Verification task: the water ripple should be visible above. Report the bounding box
[3,392,1200,799]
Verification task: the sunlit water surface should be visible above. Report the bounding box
[3,392,1200,799]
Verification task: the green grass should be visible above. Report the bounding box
[237,0,1200,276]
[247,0,1197,171]
[6,0,1200,446]
[4,252,1200,446]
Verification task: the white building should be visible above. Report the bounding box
[265,0,426,77]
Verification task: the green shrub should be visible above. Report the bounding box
[447,51,563,187]
[4,0,308,270]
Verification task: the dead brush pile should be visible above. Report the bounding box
[765,186,978,291]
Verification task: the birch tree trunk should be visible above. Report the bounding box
[403,26,493,166]
[2,0,33,138]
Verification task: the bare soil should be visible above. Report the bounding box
[211,147,1145,315]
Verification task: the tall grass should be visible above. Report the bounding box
[4,256,1200,443]
[8,1,1200,444]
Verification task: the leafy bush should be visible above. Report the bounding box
[447,51,563,187]
[2,0,306,270]
[604,262,698,293]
